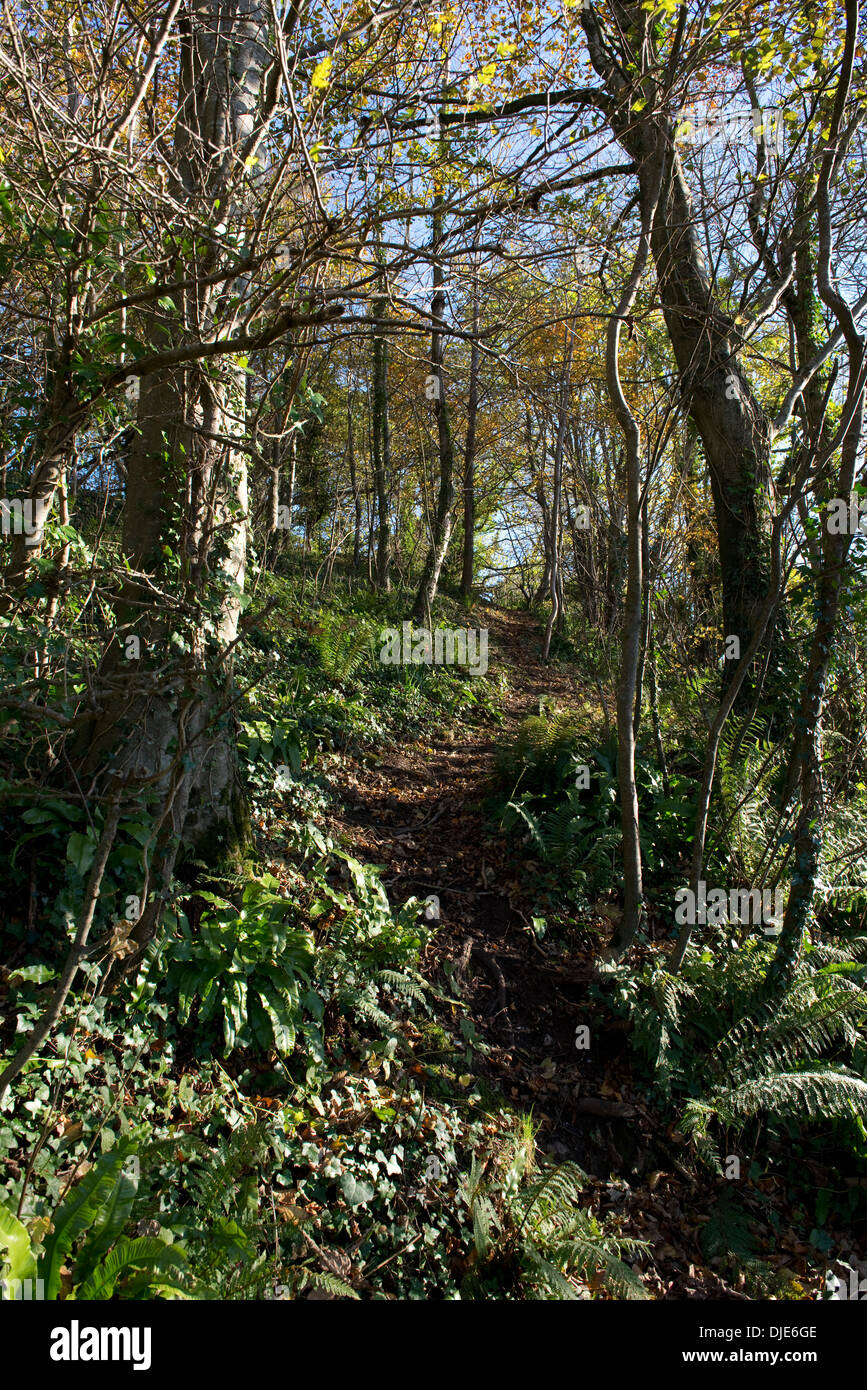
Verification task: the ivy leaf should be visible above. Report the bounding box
[340,1172,374,1207]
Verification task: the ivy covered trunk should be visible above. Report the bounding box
[83,360,252,859]
[772,381,865,981]
[78,0,268,958]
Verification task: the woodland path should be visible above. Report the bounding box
[327,610,722,1296]
[327,610,832,1298]
[332,609,600,1133]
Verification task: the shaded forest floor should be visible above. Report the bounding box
[325,609,832,1299]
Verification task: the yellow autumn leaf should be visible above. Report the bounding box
[311,56,332,89]
[478,62,497,85]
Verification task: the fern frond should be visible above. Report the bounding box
[299,1268,360,1299]
[546,1222,649,1299]
[513,1161,588,1232]
[520,1250,583,1300]
[706,1067,867,1126]
[700,1189,756,1263]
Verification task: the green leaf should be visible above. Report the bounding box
[72,1148,139,1285]
[340,1172,375,1207]
[75,1237,187,1300]
[0,1203,37,1284]
[256,977,297,1054]
[8,965,57,985]
[223,977,247,1052]
[66,830,96,877]
[40,1149,130,1299]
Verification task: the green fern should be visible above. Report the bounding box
[313,612,375,685]
[713,718,785,886]
[298,1268,360,1299]
[707,969,867,1086]
[705,1067,867,1126]
[496,707,585,789]
[461,1144,649,1299]
[700,1188,757,1264]
[629,959,695,1094]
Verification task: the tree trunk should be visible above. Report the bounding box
[605,191,661,955]
[77,0,268,914]
[372,283,392,590]
[543,320,574,660]
[460,258,481,599]
[583,5,775,703]
[413,197,456,622]
[348,399,362,571]
[771,6,865,980]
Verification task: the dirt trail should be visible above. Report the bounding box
[330,609,631,1168]
[328,610,829,1298]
